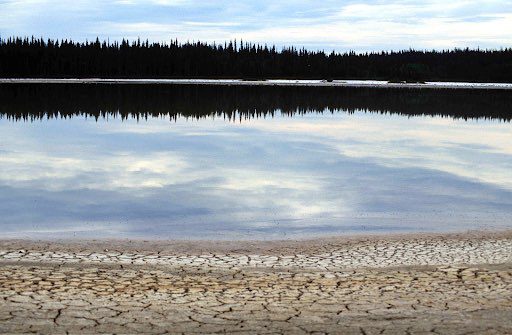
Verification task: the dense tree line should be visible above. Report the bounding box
[0,37,511,81]
[1,84,510,121]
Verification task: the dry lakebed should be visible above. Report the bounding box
[0,230,511,334]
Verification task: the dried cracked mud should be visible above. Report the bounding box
[1,231,512,334]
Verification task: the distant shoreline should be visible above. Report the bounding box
[2,78,512,90]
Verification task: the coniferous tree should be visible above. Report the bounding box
[0,37,511,81]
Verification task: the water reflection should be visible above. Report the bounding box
[1,84,512,121]
[0,85,511,239]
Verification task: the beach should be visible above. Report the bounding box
[1,230,511,334]
[1,78,512,90]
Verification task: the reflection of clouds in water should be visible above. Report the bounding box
[0,151,189,190]
[0,112,511,238]
[1,161,511,239]
[242,112,512,189]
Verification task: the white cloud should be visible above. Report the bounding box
[115,0,191,6]
[0,0,511,51]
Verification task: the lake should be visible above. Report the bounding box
[1,84,511,239]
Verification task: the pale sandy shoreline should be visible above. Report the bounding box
[1,229,512,272]
[2,78,512,90]
[2,228,512,255]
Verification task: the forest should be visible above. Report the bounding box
[0,37,511,82]
[1,84,510,122]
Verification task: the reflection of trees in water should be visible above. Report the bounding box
[0,84,511,122]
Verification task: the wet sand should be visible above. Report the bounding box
[1,230,512,334]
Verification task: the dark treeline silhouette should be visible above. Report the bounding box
[1,37,512,82]
[1,84,511,122]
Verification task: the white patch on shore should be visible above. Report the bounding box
[1,78,512,89]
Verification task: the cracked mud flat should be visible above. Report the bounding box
[1,231,512,334]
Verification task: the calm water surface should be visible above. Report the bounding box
[1,85,511,239]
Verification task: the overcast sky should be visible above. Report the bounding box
[1,0,511,52]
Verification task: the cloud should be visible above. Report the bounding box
[115,0,191,6]
[0,0,511,51]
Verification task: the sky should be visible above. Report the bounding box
[0,0,511,52]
